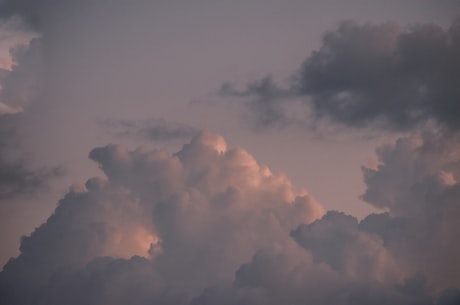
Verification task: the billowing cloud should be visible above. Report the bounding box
[1,131,459,304]
[0,131,324,304]
[210,191,458,304]
[192,244,434,305]
[291,211,402,284]
[360,131,460,292]
[222,19,460,132]
[0,2,459,304]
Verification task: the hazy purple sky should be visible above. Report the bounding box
[0,1,459,304]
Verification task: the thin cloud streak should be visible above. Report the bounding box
[100,118,200,143]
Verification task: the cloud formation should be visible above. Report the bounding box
[222,19,460,132]
[0,131,325,304]
[1,131,459,304]
[0,3,459,304]
[360,131,460,291]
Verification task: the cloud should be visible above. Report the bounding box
[0,4,458,303]
[0,34,58,202]
[360,131,460,291]
[291,211,402,283]
[0,153,61,200]
[219,77,293,128]
[0,102,22,115]
[0,37,44,110]
[100,118,200,143]
[0,114,62,203]
[191,238,436,305]
[0,0,50,31]
[194,161,460,304]
[1,131,459,304]
[0,131,324,304]
[0,26,62,266]
[221,19,460,132]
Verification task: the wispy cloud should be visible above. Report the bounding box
[100,118,200,143]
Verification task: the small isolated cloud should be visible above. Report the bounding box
[221,19,460,132]
[100,118,200,143]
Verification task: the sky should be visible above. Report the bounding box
[0,0,459,304]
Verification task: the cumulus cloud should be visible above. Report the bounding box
[194,148,460,304]
[291,211,402,284]
[360,131,460,291]
[1,131,459,304]
[193,245,434,305]
[0,2,459,304]
[0,131,324,304]
[222,19,460,132]
[218,18,460,300]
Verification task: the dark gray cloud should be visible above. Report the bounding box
[220,77,292,128]
[0,0,42,30]
[0,153,61,200]
[0,0,55,31]
[222,19,460,132]
[100,118,200,143]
